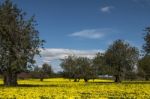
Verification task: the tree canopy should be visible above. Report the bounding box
[105,39,139,82]
[0,0,44,86]
[143,27,150,55]
[138,27,150,80]
[61,56,96,82]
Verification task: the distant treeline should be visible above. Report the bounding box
[60,29,150,82]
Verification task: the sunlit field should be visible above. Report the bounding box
[0,78,150,99]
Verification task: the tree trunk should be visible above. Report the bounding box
[74,78,77,82]
[145,75,149,81]
[93,78,95,82]
[77,78,80,82]
[40,78,43,81]
[69,78,71,82]
[84,78,88,82]
[114,75,121,83]
[3,72,18,86]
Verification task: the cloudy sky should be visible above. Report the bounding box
[9,0,150,72]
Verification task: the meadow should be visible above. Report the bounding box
[0,78,150,99]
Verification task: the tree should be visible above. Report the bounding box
[93,53,108,76]
[138,27,150,80]
[40,63,53,81]
[138,56,150,80]
[31,66,42,79]
[60,56,95,82]
[105,39,139,83]
[76,57,93,82]
[60,56,77,81]
[0,0,44,86]
[30,64,53,81]
[143,27,150,55]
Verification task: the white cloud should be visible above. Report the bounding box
[39,48,104,63]
[35,48,103,72]
[100,6,113,13]
[69,29,112,39]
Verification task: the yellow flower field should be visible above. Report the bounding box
[0,78,150,99]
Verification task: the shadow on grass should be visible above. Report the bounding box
[0,81,150,87]
[89,82,115,84]
[122,81,150,84]
[0,84,62,87]
[90,81,150,84]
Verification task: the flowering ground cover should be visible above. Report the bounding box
[0,78,150,99]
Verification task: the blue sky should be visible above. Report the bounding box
[7,0,150,71]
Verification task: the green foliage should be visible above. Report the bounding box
[40,63,53,81]
[93,52,109,75]
[105,39,139,82]
[138,55,150,80]
[42,63,53,76]
[60,56,96,82]
[143,27,150,55]
[76,57,93,82]
[138,27,150,80]
[60,56,77,79]
[0,0,44,86]
[31,63,53,81]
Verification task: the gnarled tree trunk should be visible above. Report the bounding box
[84,78,88,82]
[3,72,18,86]
[74,78,77,82]
[40,78,44,81]
[145,75,149,81]
[114,75,121,83]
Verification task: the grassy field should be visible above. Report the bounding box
[0,78,150,99]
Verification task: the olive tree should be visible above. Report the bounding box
[0,0,44,86]
[40,63,53,81]
[93,53,109,76]
[138,56,150,80]
[60,56,77,81]
[76,57,94,82]
[143,27,150,55]
[105,39,139,82]
[60,56,95,82]
[138,27,150,80]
